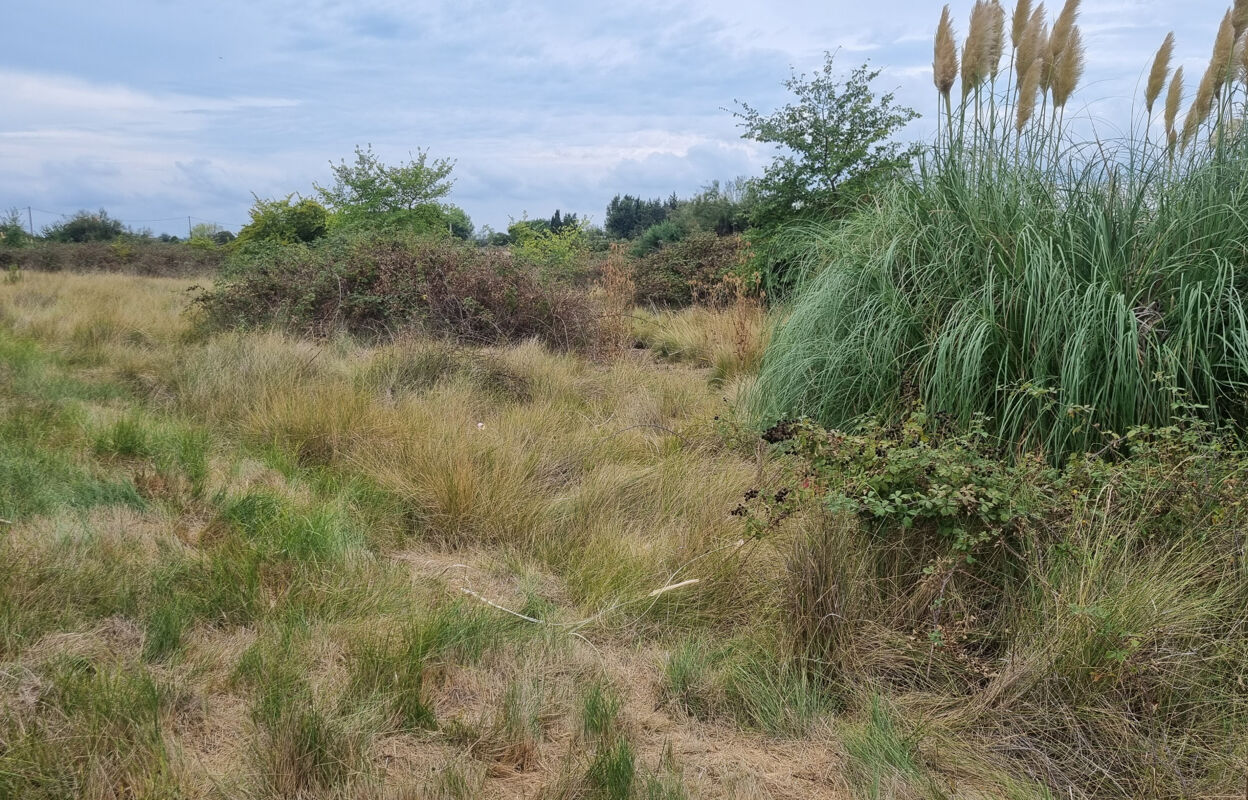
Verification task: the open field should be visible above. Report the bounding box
[8,6,1248,797]
[0,271,851,800]
[5,264,1248,800]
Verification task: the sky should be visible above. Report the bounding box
[0,0,1236,237]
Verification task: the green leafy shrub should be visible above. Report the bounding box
[0,241,222,276]
[509,216,591,283]
[750,409,1248,797]
[633,232,749,306]
[41,209,126,243]
[630,219,685,257]
[235,196,329,246]
[1,209,31,248]
[201,231,598,350]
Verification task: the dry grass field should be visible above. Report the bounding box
[0,271,854,800]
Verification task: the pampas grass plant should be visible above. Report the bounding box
[755,2,1248,458]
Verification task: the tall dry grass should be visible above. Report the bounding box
[0,270,817,798]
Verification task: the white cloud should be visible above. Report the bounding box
[0,0,1240,233]
[0,70,296,132]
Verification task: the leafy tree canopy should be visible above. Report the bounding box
[734,55,920,229]
[604,194,677,239]
[1,209,31,248]
[235,196,329,246]
[42,209,125,243]
[316,144,455,217]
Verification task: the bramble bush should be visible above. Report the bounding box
[0,240,223,276]
[742,402,1248,797]
[632,232,750,307]
[199,231,597,350]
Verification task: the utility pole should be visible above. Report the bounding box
[188,216,193,239]
[27,207,33,236]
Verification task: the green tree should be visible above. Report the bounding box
[734,56,920,229]
[668,179,757,236]
[444,205,474,240]
[510,215,589,283]
[1,209,31,247]
[316,144,454,217]
[235,196,329,245]
[42,209,125,243]
[604,195,672,239]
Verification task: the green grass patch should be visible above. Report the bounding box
[661,636,835,736]
[0,657,179,798]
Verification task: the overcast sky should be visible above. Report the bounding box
[0,1,1234,236]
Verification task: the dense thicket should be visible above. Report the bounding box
[199,232,595,350]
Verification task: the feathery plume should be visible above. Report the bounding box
[1164,66,1184,140]
[1182,64,1217,149]
[1052,25,1085,107]
[1016,3,1046,85]
[962,1,991,96]
[1011,0,1033,48]
[1234,0,1248,39]
[1145,33,1175,115]
[1240,32,1248,82]
[1016,60,1042,132]
[1212,10,1236,91]
[1194,62,1217,124]
[1048,0,1082,65]
[933,5,959,98]
[1039,23,1055,93]
[1181,107,1201,150]
[986,1,1007,78]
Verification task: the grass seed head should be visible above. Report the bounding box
[1240,32,1248,82]
[1235,0,1248,39]
[1051,25,1085,107]
[986,1,1007,77]
[1015,3,1046,86]
[1011,0,1033,48]
[1165,65,1185,139]
[1213,9,1236,91]
[1146,33,1176,115]
[1016,60,1042,132]
[1048,0,1082,66]
[1181,66,1216,149]
[962,1,992,96]
[934,5,959,98]
[1195,62,1218,126]
[1039,22,1055,92]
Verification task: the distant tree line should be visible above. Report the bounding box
[0,208,235,248]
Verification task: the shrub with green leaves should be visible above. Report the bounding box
[41,209,126,243]
[751,405,1248,797]
[201,231,598,349]
[633,232,749,307]
[234,195,329,246]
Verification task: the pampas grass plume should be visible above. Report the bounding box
[1052,25,1085,107]
[986,1,1007,77]
[1011,0,1033,48]
[1016,3,1046,85]
[1165,65,1184,140]
[1234,0,1248,39]
[934,5,959,97]
[1213,10,1236,90]
[1016,60,1042,132]
[1146,33,1175,115]
[962,1,991,96]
